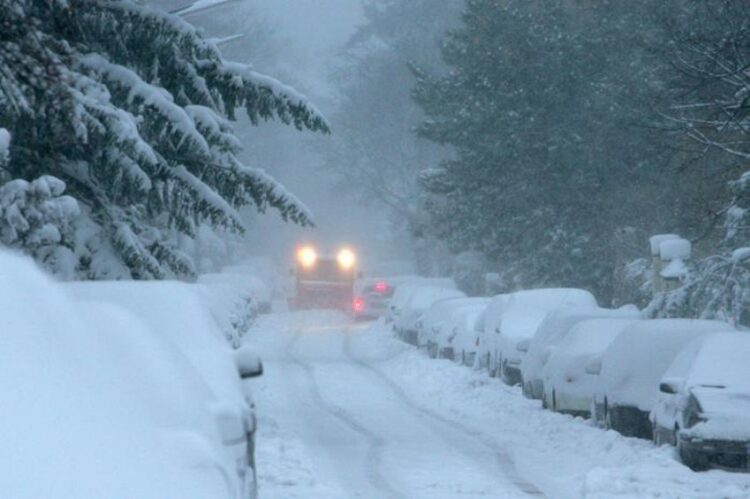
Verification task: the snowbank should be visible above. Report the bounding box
[0,251,237,498]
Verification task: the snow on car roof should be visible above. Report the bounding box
[498,288,598,341]
[599,319,735,410]
[558,318,641,358]
[523,305,641,382]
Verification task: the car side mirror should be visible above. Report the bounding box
[659,379,680,394]
[516,339,530,353]
[235,347,264,379]
[584,358,602,375]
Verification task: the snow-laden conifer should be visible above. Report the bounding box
[0,0,327,278]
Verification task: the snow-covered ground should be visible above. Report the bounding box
[247,311,750,499]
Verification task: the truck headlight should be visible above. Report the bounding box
[297,246,317,267]
[337,248,356,269]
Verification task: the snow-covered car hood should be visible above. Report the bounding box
[685,387,750,441]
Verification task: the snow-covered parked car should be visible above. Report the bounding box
[492,288,597,386]
[385,281,422,326]
[385,277,457,326]
[541,318,640,416]
[651,332,750,471]
[417,297,486,353]
[435,299,490,364]
[522,305,641,400]
[477,293,510,375]
[0,251,249,499]
[394,285,466,345]
[591,319,735,439]
[65,280,261,497]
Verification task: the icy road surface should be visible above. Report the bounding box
[247,311,750,499]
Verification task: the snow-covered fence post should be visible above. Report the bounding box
[658,237,691,292]
[649,234,679,294]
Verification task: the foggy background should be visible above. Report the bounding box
[196,1,394,269]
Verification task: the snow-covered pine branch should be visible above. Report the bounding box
[0,0,326,279]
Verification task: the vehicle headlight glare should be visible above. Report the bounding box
[337,248,356,269]
[297,246,317,267]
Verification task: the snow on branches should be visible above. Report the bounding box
[0,0,328,279]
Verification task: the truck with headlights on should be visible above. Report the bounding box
[289,245,359,311]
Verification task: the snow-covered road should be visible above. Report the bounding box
[248,311,750,499]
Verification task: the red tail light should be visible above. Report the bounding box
[353,297,365,312]
[374,281,388,293]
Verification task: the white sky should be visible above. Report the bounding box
[250,0,364,100]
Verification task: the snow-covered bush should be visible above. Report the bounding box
[0,0,327,280]
[0,175,80,278]
[647,252,750,327]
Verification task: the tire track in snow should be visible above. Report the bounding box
[284,331,407,499]
[343,330,545,497]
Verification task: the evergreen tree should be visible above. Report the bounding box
[648,1,750,325]
[412,0,671,302]
[0,0,328,279]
